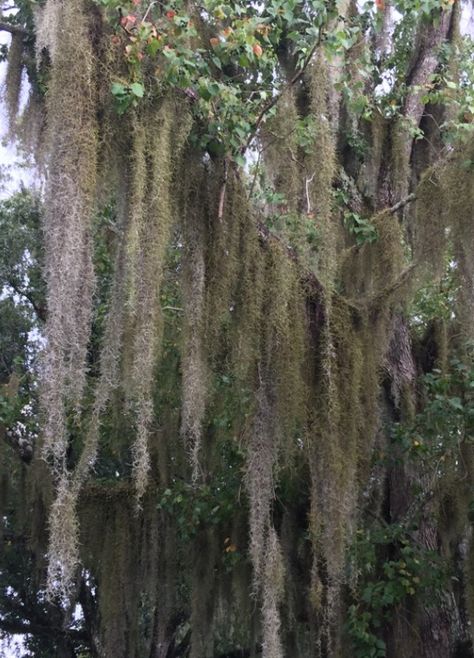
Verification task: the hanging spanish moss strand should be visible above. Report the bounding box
[128,100,192,500]
[261,526,285,658]
[74,186,130,487]
[46,475,80,602]
[245,377,277,594]
[37,0,98,600]
[181,161,208,481]
[34,0,61,65]
[40,0,98,470]
[127,107,173,500]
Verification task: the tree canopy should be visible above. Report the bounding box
[0,0,474,656]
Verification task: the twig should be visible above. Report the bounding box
[305,172,315,214]
[389,193,416,214]
[247,149,261,202]
[217,158,229,223]
[142,1,158,23]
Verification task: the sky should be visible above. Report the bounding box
[0,24,35,200]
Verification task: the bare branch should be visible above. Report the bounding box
[0,20,28,36]
[6,277,47,322]
[389,193,416,214]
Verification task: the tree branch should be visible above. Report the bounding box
[6,278,47,322]
[389,193,416,214]
[0,21,28,37]
[0,618,89,643]
[242,35,322,154]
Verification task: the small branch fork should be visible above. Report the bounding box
[0,20,28,36]
[241,37,322,156]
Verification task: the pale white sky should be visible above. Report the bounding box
[0,25,36,199]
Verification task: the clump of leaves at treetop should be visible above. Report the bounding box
[96,0,371,162]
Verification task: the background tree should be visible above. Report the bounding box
[0,0,474,656]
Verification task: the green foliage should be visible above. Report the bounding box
[343,210,378,246]
[157,441,244,545]
[410,264,457,333]
[266,208,320,251]
[95,0,365,160]
[0,192,43,439]
[334,184,378,245]
[294,113,318,154]
[111,81,145,114]
[347,522,446,658]
[348,350,474,658]
[391,354,474,467]
[0,190,44,321]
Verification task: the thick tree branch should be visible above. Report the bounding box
[397,7,454,165]
[0,618,89,643]
[0,20,28,36]
[404,9,453,120]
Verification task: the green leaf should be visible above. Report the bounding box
[111,82,127,97]
[130,82,145,98]
[233,153,246,167]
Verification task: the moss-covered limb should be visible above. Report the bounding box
[340,209,407,311]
